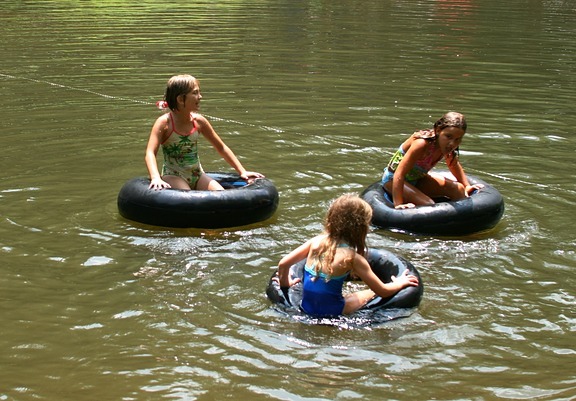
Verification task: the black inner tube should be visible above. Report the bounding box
[360,172,504,236]
[266,248,424,322]
[117,172,279,229]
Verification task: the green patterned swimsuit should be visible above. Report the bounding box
[382,130,441,186]
[161,112,204,189]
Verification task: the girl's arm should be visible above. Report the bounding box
[145,115,171,189]
[392,138,427,208]
[352,254,419,298]
[277,237,316,288]
[195,114,264,181]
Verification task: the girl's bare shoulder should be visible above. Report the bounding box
[152,112,171,136]
[403,134,429,153]
[192,112,209,126]
[309,234,327,249]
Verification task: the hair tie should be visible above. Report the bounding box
[156,100,168,110]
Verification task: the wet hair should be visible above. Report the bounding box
[313,194,372,277]
[164,75,197,111]
[413,111,467,165]
[414,111,467,140]
[434,111,467,132]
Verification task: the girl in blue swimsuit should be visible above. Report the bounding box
[277,194,419,318]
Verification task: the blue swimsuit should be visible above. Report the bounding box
[300,246,352,318]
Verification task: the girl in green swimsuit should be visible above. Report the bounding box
[145,75,264,190]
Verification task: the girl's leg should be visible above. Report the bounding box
[196,173,225,191]
[383,180,435,206]
[343,290,376,314]
[162,175,192,190]
[417,173,466,200]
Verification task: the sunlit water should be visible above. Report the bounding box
[1,1,575,400]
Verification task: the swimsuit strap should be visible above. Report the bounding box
[306,244,349,268]
[304,264,348,281]
[167,112,197,136]
[305,244,353,281]
[168,112,176,134]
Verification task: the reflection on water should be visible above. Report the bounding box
[1,0,576,399]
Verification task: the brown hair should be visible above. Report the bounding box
[419,111,467,165]
[434,111,467,132]
[313,194,372,277]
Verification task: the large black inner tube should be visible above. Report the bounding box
[360,172,504,236]
[266,248,424,319]
[117,172,279,229]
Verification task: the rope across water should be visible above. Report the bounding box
[1,72,556,191]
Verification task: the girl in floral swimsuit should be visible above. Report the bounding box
[276,194,419,318]
[381,111,484,209]
[145,74,263,190]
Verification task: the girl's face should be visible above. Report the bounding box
[437,126,465,155]
[179,81,202,112]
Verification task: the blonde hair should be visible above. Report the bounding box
[313,194,372,277]
[164,74,197,111]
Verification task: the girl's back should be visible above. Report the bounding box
[301,236,356,317]
[305,235,357,278]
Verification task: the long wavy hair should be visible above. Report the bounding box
[312,194,372,278]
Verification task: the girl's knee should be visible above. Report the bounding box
[343,290,376,314]
[207,180,224,191]
[197,174,224,191]
[421,197,435,206]
[452,182,466,199]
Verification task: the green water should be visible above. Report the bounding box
[1,1,575,400]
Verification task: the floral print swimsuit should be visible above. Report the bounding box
[161,112,204,189]
[162,113,204,189]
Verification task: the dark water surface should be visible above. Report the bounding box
[1,1,575,400]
